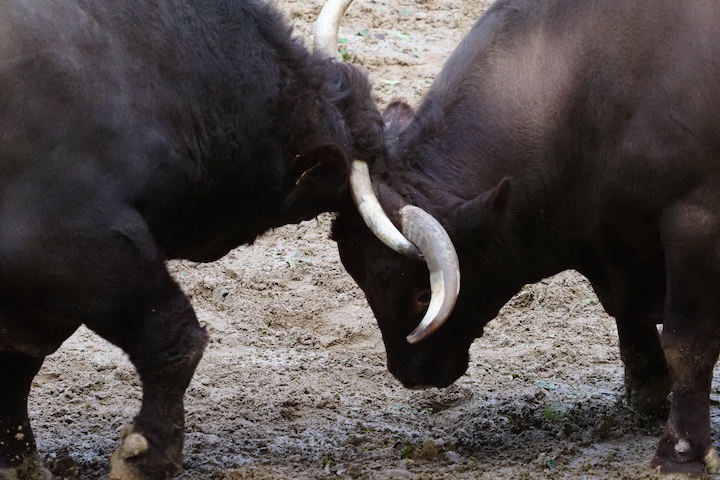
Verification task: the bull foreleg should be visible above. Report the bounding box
[614,318,671,416]
[94,287,208,480]
[76,210,209,480]
[0,351,49,480]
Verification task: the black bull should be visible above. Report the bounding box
[333,0,720,475]
[0,0,383,478]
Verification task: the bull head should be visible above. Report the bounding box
[314,2,461,344]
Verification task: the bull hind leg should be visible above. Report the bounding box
[614,318,671,416]
[651,201,720,475]
[653,332,720,476]
[0,352,49,480]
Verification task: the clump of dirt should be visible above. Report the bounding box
[27,1,720,479]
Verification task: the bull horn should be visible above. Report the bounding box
[314,0,354,58]
[349,160,461,342]
[349,160,422,259]
[400,206,460,344]
[314,2,460,341]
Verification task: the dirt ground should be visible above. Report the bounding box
[29,0,720,479]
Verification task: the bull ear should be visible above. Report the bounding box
[383,100,414,138]
[452,177,512,244]
[283,143,350,222]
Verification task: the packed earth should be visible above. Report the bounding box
[31,0,720,479]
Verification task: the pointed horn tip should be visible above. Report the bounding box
[406,329,428,344]
[400,206,461,343]
[405,303,454,344]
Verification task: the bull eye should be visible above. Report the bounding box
[411,288,432,314]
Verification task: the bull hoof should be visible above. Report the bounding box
[626,378,671,417]
[0,453,51,480]
[109,424,180,480]
[651,445,720,477]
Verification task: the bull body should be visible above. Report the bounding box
[333,0,720,474]
[0,0,382,478]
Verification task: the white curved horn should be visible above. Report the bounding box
[400,205,461,344]
[349,160,461,342]
[349,160,422,260]
[314,0,354,58]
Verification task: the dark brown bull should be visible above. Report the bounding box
[332,0,720,475]
[0,0,382,478]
